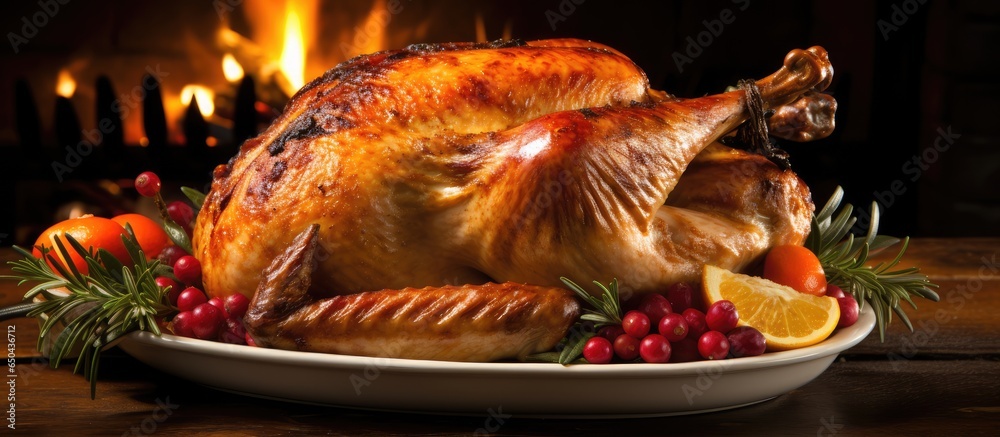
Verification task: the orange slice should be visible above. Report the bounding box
[702,265,840,351]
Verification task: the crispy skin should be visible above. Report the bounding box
[194,42,833,299]
[195,39,656,297]
[195,40,835,361]
[245,225,579,361]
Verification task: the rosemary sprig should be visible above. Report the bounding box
[559,277,623,327]
[1,226,175,398]
[542,278,623,364]
[805,186,940,341]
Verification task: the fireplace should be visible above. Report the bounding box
[1,0,997,246]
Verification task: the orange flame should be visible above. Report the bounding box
[180,85,215,118]
[56,69,76,98]
[222,53,245,82]
[280,6,306,92]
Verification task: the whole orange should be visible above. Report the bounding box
[762,244,828,296]
[32,215,130,276]
[112,213,171,259]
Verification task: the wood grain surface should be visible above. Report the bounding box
[2,239,998,435]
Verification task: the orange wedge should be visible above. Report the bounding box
[702,265,840,351]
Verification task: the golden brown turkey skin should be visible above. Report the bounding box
[195,40,833,300]
[195,39,658,298]
[245,224,579,361]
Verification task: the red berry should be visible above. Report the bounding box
[622,310,651,338]
[639,334,672,363]
[727,326,766,357]
[173,255,202,285]
[171,311,195,338]
[244,332,258,347]
[657,313,689,342]
[669,337,702,363]
[155,276,180,305]
[207,297,230,319]
[224,293,251,320]
[134,171,161,197]
[826,284,846,299]
[682,308,709,337]
[191,303,225,340]
[583,336,614,364]
[637,294,673,324]
[167,201,195,232]
[706,300,739,333]
[613,334,641,361]
[176,286,207,312]
[666,282,695,312]
[158,245,188,267]
[219,318,247,344]
[698,331,730,360]
[836,293,860,328]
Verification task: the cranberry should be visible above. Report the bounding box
[244,332,258,347]
[836,293,860,328]
[727,326,766,357]
[171,311,195,338]
[706,300,739,333]
[583,336,614,364]
[219,318,247,345]
[224,293,251,320]
[173,255,202,285]
[167,201,195,232]
[621,310,651,338]
[134,171,161,197]
[682,308,709,337]
[613,334,641,361]
[666,282,695,312]
[207,297,230,319]
[176,286,207,312]
[158,245,188,267]
[639,334,672,363]
[191,303,225,340]
[698,331,730,360]
[826,284,846,299]
[155,276,180,305]
[637,294,673,324]
[669,337,702,363]
[657,313,689,342]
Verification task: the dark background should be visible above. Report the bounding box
[1,0,997,246]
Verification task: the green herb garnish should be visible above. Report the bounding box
[805,186,940,341]
[1,226,174,398]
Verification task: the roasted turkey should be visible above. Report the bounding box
[192,39,835,361]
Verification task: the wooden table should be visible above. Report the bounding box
[2,239,998,435]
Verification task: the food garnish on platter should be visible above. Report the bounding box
[2,39,938,396]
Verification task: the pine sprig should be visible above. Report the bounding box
[2,225,175,398]
[805,187,939,341]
